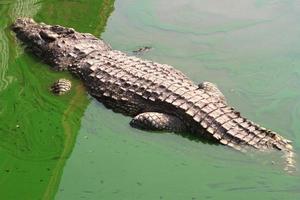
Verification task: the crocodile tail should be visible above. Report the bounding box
[198,105,295,171]
[197,106,291,150]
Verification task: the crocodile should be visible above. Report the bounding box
[12,18,295,170]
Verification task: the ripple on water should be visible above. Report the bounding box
[0,0,41,92]
[0,22,11,91]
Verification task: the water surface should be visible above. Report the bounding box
[1,0,300,199]
[0,0,114,199]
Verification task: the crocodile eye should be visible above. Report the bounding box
[39,30,57,42]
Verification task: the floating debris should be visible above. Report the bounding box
[132,46,152,55]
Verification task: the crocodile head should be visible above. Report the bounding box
[12,18,76,70]
[12,18,111,70]
[12,18,65,49]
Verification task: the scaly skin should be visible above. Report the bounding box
[12,18,295,170]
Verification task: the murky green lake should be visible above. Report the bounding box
[1,0,300,199]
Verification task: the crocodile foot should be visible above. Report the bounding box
[130,112,187,133]
[50,78,72,95]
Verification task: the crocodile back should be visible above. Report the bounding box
[71,49,199,114]
[73,49,293,153]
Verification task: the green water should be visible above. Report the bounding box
[1,0,300,199]
[0,0,114,199]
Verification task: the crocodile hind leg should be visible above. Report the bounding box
[130,112,187,133]
[198,81,227,104]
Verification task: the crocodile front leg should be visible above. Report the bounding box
[130,112,187,133]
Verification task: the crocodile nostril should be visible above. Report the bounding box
[39,30,58,42]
